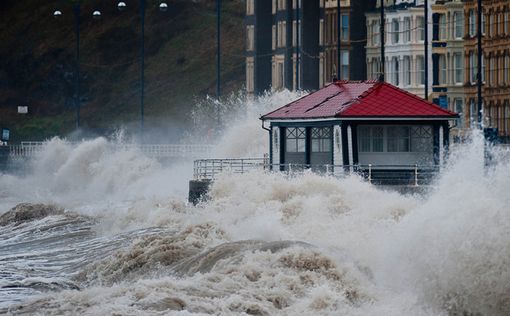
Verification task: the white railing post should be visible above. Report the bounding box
[414,164,418,187]
[368,164,372,184]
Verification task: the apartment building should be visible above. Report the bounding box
[246,0,374,95]
[430,0,466,132]
[366,0,432,99]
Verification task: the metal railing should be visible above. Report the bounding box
[9,142,213,159]
[193,157,269,180]
[193,158,440,186]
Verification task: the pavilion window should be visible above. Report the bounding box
[410,126,433,152]
[359,126,432,153]
[286,127,306,152]
[387,126,410,152]
[359,126,383,153]
[311,127,332,152]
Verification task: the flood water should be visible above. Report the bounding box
[0,91,509,315]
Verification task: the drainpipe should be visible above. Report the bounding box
[424,0,429,100]
[477,0,483,129]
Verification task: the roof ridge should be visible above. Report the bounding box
[334,81,381,116]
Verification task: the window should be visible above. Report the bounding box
[410,126,433,153]
[246,26,255,51]
[341,14,349,41]
[470,99,477,127]
[505,101,510,135]
[403,56,411,86]
[403,17,411,43]
[482,11,486,35]
[372,20,380,45]
[246,0,254,15]
[504,54,509,84]
[470,51,477,83]
[341,50,349,80]
[387,126,409,152]
[439,55,447,85]
[454,11,464,39]
[311,127,332,152]
[272,25,276,50]
[392,57,400,86]
[482,54,486,82]
[278,0,286,10]
[489,55,495,86]
[246,58,254,93]
[359,126,432,153]
[489,13,494,37]
[278,21,287,47]
[359,126,383,152]
[293,21,297,47]
[454,53,463,84]
[319,19,324,46]
[455,99,464,127]
[372,58,380,79]
[469,9,476,36]
[505,11,509,35]
[392,19,399,43]
[286,128,305,152]
[417,56,425,85]
[439,14,447,40]
[417,16,425,41]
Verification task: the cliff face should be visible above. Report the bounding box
[0,0,245,142]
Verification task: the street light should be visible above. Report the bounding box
[53,5,102,130]
[116,1,168,140]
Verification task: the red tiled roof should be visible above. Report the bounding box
[261,81,458,120]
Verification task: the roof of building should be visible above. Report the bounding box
[261,80,458,121]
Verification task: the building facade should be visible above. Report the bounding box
[430,0,467,135]
[463,0,510,141]
[246,0,375,95]
[366,0,433,99]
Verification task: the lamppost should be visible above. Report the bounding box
[53,3,102,130]
[216,0,221,99]
[117,1,168,139]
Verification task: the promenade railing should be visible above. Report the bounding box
[193,158,440,186]
[9,142,213,159]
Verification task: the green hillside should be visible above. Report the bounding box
[0,0,245,142]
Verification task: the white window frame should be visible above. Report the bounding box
[454,53,463,84]
[392,18,399,44]
[454,11,464,39]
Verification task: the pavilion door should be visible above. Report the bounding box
[284,127,306,167]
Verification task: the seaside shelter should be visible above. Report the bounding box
[260,80,458,178]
